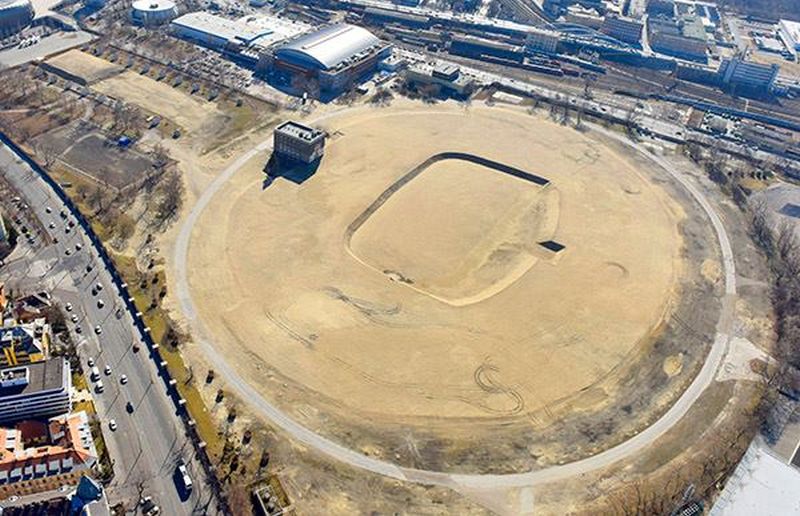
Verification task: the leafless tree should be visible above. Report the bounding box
[153,169,184,227]
[35,141,59,169]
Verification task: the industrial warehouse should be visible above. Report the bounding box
[170,11,309,64]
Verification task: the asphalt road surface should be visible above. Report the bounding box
[174,111,738,491]
[0,140,217,515]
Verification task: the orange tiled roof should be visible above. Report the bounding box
[0,412,97,476]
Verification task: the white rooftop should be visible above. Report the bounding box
[712,440,800,516]
[172,11,308,48]
[131,0,175,12]
[780,19,800,45]
[276,24,382,70]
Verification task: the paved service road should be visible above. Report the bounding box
[174,110,738,490]
[0,140,217,515]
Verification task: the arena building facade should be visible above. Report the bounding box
[259,23,391,99]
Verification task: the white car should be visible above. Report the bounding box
[108,419,117,431]
[45,207,52,213]
[48,222,55,229]
[104,365,112,375]
[96,283,103,292]
[97,299,105,309]
[76,243,82,251]
[65,303,73,312]
[71,314,78,323]
[87,357,95,367]
[120,374,128,385]
[94,326,102,335]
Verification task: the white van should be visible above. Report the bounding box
[90,366,101,381]
[176,460,193,493]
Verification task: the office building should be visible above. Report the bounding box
[600,16,643,46]
[0,359,71,424]
[273,121,326,165]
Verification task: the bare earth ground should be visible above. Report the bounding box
[93,71,225,135]
[348,157,559,305]
[44,49,124,84]
[183,103,722,473]
[34,127,155,190]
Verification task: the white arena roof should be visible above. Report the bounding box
[276,24,381,71]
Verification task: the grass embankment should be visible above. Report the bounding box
[111,253,223,458]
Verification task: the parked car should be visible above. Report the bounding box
[176,459,193,494]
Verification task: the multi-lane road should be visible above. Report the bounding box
[0,139,217,515]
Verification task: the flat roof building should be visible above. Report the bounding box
[449,34,526,63]
[779,19,800,57]
[273,121,325,164]
[649,16,707,62]
[719,58,779,98]
[0,321,50,367]
[600,15,643,46]
[404,62,476,97]
[0,359,71,424]
[363,6,431,27]
[170,12,308,55]
[525,27,560,53]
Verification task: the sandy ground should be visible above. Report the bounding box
[186,103,686,437]
[349,157,558,305]
[45,49,123,84]
[93,71,223,134]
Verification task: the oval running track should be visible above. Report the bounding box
[173,116,737,490]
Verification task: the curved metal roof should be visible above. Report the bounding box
[275,24,380,71]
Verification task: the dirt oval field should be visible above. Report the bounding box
[186,103,708,471]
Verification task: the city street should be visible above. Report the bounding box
[0,140,217,515]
